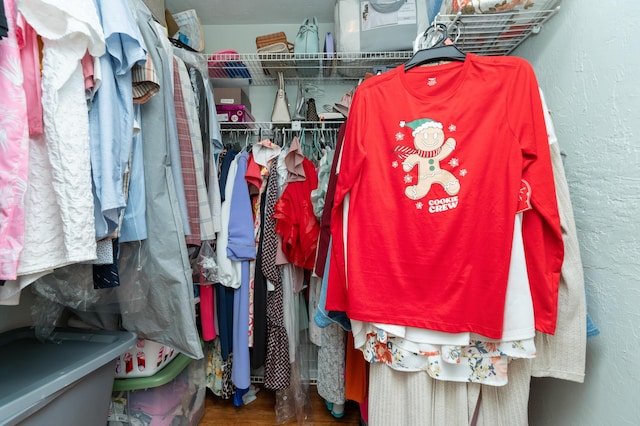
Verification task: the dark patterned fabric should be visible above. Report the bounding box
[93,238,120,289]
[261,160,281,283]
[262,159,291,390]
[306,98,319,122]
[264,276,291,390]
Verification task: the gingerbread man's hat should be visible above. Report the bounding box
[400,118,443,136]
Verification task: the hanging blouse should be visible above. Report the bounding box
[2,0,105,304]
[0,0,29,282]
[89,0,146,239]
[274,156,320,270]
[176,57,215,241]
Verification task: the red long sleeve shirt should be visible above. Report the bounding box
[326,55,563,339]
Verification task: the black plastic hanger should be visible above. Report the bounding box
[169,37,198,52]
[404,23,467,71]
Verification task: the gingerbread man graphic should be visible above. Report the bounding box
[394,118,460,200]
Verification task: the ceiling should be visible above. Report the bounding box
[164,0,336,25]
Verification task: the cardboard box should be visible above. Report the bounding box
[214,87,251,111]
[142,0,166,26]
[165,9,179,37]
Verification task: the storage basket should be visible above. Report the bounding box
[256,31,294,52]
[109,354,206,426]
[257,42,297,78]
[208,49,253,83]
[114,338,177,379]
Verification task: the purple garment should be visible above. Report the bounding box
[227,152,256,397]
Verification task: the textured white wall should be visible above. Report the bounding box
[515,2,640,425]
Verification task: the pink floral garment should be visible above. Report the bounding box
[0,0,29,280]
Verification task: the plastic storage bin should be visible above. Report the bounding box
[115,338,178,379]
[215,104,256,127]
[109,353,206,426]
[0,327,137,426]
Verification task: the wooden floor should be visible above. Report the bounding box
[200,386,361,425]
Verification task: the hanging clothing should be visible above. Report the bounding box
[186,64,209,159]
[262,159,291,390]
[314,123,346,278]
[344,331,368,404]
[530,89,587,383]
[310,148,335,221]
[117,52,159,243]
[92,238,121,289]
[368,358,532,426]
[216,153,242,288]
[348,211,537,386]
[317,323,347,406]
[314,243,351,331]
[204,337,235,399]
[219,149,237,203]
[250,190,268,370]
[173,56,201,246]
[31,0,104,247]
[0,0,29,282]
[89,0,146,239]
[17,12,43,136]
[199,273,216,341]
[204,74,223,156]
[175,58,215,241]
[131,52,160,104]
[115,0,202,359]
[154,19,190,238]
[215,282,235,360]
[20,0,105,264]
[327,55,564,339]
[207,156,223,236]
[228,152,257,399]
[274,156,320,270]
[2,0,105,303]
[119,104,148,242]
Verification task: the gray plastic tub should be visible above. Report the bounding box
[0,327,137,426]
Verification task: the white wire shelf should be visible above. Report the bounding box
[436,3,561,56]
[208,51,412,86]
[219,120,345,131]
[206,5,560,86]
